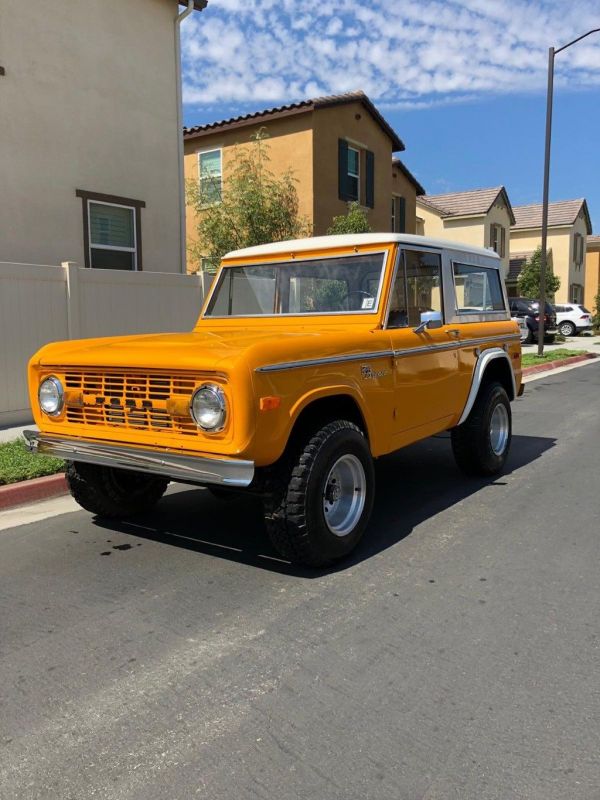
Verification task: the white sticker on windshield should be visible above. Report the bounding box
[361,297,375,309]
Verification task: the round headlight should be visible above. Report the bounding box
[39,376,64,416]
[190,384,226,431]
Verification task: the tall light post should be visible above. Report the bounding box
[537,28,600,356]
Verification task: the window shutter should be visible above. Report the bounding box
[398,196,406,233]
[500,226,506,258]
[365,150,375,208]
[338,139,350,201]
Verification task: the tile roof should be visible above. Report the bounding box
[417,186,515,224]
[183,91,405,151]
[512,199,592,233]
[392,158,425,195]
[587,234,600,249]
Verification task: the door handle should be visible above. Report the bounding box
[447,329,460,337]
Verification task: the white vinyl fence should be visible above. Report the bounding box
[0,262,211,426]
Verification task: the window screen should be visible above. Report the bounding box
[89,202,136,270]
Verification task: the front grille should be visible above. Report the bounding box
[63,369,210,436]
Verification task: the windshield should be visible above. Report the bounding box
[204,253,386,317]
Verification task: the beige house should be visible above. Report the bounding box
[183,91,424,272]
[510,200,592,304]
[416,187,515,275]
[0,0,206,273]
[584,235,600,313]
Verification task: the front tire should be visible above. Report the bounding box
[451,382,512,477]
[264,421,375,567]
[66,461,168,517]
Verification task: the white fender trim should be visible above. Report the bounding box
[457,348,515,426]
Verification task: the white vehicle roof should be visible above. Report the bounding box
[224,233,501,263]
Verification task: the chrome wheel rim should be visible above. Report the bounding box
[322,454,366,537]
[489,404,509,456]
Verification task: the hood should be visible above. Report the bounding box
[33,324,377,373]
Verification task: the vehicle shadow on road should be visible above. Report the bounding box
[92,433,555,578]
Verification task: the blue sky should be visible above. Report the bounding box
[181,0,600,230]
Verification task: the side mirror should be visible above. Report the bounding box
[413,310,443,334]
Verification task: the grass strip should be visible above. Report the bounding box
[522,348,588,367]
[0,438,64,486]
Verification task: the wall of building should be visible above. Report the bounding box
[485,201,512,275]
[0,261,205,425]
[510,225,584,303]
[391,168,418,235]
[184,116,314,271]
[0,0,183,272]
[312,103,399,236]
[584,246,600,312]
[417,203,512,275]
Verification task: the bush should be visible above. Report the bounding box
[327,202,372,234]
[0,439,64,486]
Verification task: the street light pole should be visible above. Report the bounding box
[537,28,600,357]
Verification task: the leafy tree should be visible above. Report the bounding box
[187,130,310,270]
[592,291,600,333]
[517,246,560,299]
[327,202,372,235]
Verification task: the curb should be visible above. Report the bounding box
[0,473,68,512]
[522,352,597,377]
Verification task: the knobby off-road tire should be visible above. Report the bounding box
[264,420,375,567]
[66,461,168,517]
[451,381,512,477]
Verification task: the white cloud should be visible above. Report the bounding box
[181,1,600,113]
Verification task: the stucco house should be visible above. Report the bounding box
[0,0,206,273]
[183,91,424,272]
[416,187,515,275]
[584,235,600,313]
[510,200,592,304]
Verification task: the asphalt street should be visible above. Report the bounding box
[1,363,599,799]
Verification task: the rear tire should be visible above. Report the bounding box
[524,327,534,344]
[451,382,512,477]
[264,420,375,567]
[559,321,576,337]
[66,461,168,517]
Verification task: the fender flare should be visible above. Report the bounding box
[457,348,515,426]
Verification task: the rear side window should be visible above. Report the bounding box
[453,263,505,313]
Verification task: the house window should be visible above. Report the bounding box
[347,146,360,202]
[573,233,584,268]
[76,190,144,270]
[490,223,506,258]
[338,140,374,208]
[199,149,222,205]
[391,196,406,233]
[570,283,583,303]
[201,256,220,274]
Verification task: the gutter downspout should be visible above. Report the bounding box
[175,1,204,273]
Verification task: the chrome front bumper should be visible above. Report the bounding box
[23,430,254,488]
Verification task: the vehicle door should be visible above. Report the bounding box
[448,258,512,405]
[386,247,461,441]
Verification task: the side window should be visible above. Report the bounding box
[453,263,505,313]
[388,250,443,328]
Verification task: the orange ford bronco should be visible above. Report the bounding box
[26,234,522,566]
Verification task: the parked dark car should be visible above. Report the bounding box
[508,298,557,344]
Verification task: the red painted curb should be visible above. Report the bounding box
[522,352,597,377]
[0,473,68,511]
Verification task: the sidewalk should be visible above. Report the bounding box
[0,424,36,444]
[521,333,600,354]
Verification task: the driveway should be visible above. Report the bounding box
[1,362,599,799]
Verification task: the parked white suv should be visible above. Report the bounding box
[553,304,593,337]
